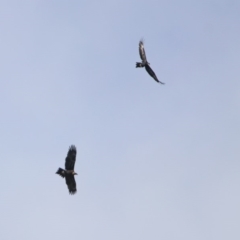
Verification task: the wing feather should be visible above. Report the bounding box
[65,174,77,194]
[145,64,165,84]
[139,40,147,62]
[65,145,77,170]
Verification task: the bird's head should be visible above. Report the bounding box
[73,172,78,175]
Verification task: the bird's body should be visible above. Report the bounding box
[56,145,77,195]
[136,40,164,84]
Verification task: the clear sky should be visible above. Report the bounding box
[0,1,240,239]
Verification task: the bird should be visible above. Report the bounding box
[56,145,78,195]
[136,40,164,84]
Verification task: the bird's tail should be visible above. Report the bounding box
[56,168,65,178]
[136,62,143,68]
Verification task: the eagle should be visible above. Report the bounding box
[56,145,78,195]
[136,40,164,84]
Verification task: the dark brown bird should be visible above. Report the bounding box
[56,145,78,195]
[136,40,164,84]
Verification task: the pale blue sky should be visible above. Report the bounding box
[0,1,240,239]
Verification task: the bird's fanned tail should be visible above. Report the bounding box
[136,62,144,68]
[56,168,66,178]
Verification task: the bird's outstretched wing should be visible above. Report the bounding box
[65,145,77,170]
[139,40,147,62]
[65,174,77,194]
[145,64,165,84]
